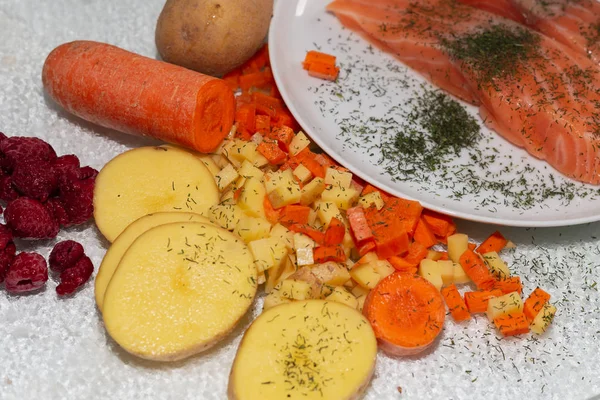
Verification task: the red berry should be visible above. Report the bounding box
[11,160,58,202]
[0,176,19,202]
[49,240,84,273]
[45,198,70,227]
[4,198,59,239]
[0,132,7,142]
[0,243,16,284]
[78,166,99,180]
[56,255,93,296]
[0,136,57,173]
[4,252,48,294]
[0,224,14,250]
[52,155,80,180]
[59,175,95,225]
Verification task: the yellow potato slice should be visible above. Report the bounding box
[102,222,256,361]
[93,146,219,242]
[94,211,210,312]
[228,300,377,400]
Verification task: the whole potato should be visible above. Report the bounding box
[155,0,274,77]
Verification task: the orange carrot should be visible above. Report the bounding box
[303,50,336,70]
[314,153,338,169]
[438,252,449,261]
[324,217,345,245]
[388,256,418,274]
[363,273,446,356]
[463,289,503,313]
[255,115,271,134]
[279,205,311,226]
[272,108,298,130]
[361,184,392,201]
[234,103,256,140]
[307,62,340,81]
[391,198,423,236]
[523,287,551,322]
[493,312,530,337]
[347,206,373,243]
[314,245,346,263]
[357,239,376,256]
[263,196,281,224]
[300,156,326,178]
[288,224,325,245]
[239,71,269,92]
[257,139,287,165]
[421,209,455,238]
[413,217,437,248]
[223,68,241,91]
[459,250,497,290]
[467,242,477,251]
[241,44,270,73]
[403,241,429,267]
[364,204,410,259]
[269,126,295,152]
[476,231,508,254]
[42,41,235,153]
[253,92,283,118]
[493,276,522,295]
[441,284,471,322]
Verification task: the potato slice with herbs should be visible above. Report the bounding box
[94,146,219,242]
[94,211,210,311]
[102,222,256,361]
[228,300,377,400]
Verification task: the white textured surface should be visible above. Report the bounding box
[0,1,599,399]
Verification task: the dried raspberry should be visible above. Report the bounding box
[4,198,59,239]
[0,243,16,284]
[78,166,99,180]
[0,224,14,250]
[0,176,19,202]
[0,137,57,173]
[59,175,95,225]
[45,198,70,227]
[11,160,58,202]
[52,155,80,180]
[0,132,7,142]
[4,252,48,294]
[56,255,93,296]
[49,240,84,273]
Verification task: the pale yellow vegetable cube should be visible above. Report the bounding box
[219,189,236,205]
[427,250,445,261]
[263,292,292,310]
[320,185,360,210]
[324,167,353,189]
[296,248,314,267]
[269,223,294,250]
[351,285,370,298]
[419,259,443,291]
[207,204,244,230]
[288,267,324,299]
[356,294,368,312]
[293,164,313,184]
[314,201,344,228]
[447,233,469,263]
[215,163,239,191]
[487,291,524,321]
[268,182,301,208]
[234,216,271,243]
[357,191,384,211]
[530,303,557,334]
[278,279,312,300]
[311,262,351,286]
[358,252,379,264]
[350,262,383,289]
[274,256,297,289]
[372,260,395,279]
[300,177,326,206]
[438,260,455,286]
[211,153,231,169]
[289,131,310,156]
[344,278,356,289]
[248,238,288,273]
[196,154,221,176]
[326,287,358,309]
[264,171,281,194]
[221,140,243,167]
[453,262,471,284]
[482,251,510,280]
[237,177,267,219]
[238,160,264,181]
[307,208,318,226]
[293,232,316,251]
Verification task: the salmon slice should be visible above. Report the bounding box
[326,0,600,184]
[456,0,600,65]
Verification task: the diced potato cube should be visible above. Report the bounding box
[487,291,524,321]
[447,233,469,263]
[278,279,313,300]
[320,185,360,210]
[310,262,351,286]
[234,216,271,243]
[289,131,310,156]
[270,223,294,250]
[274,255,298,289]
[211,153,231,169]
[296,248,314,267]
[314,201,344,228]
[453,262,470,284]
[324,167,353,189]
[358,252,378,264]
[426,250,444,261]
[237,177,267,219]
[293,164,313,184]
[207,204,244,230]
[482,251,510,280]
[438,260,454,286]
[220,189,236,205]
[238,160,265,181]
[325,286,358,309]
[356,294,368,312]
[300,177,326,206]
[351,285,370,298]
[196,154,221,176]
[307,208,318,226]
[248,237,288,273]
[215,163,239,191]
[268,182,302,208]
[263,292,292,310]
[372,260,395,279]
[293,233,316,251]
[350,262,383,289]
[264,171,281,194]
[357,191,384,211]
[419,259,443,291]
[222,139,244,167]
[530,303,557,334]
[288,267,323,299]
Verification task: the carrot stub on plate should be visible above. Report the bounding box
[441,284,471,322]
[302,50,340,81]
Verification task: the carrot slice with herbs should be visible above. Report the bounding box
[493,276,522,295]
[523,287,551,322]
[464,289,503,313]
[42,41,235,153]
[413,217,437,248]
[388,256,418,275]
[364,204,410,259]
[313,245,346,263]
[363,273,446,356]
[476,231,508,254]
[302,50,337,70]
[324,217,345,245]
[263,196,281,224]
[254,114,271,134]
[357,239,376,256]
[279,205,311,226]
[459,249,497,290]
[404,241,429,266]
[307,62,340,81]
[347,206,373,243]
[288,224,325,245]
[493,312,530,337]
[441,284,471,322]
[257,139,287,165]
[421,209,455,238]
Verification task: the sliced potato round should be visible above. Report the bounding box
[93,146,219,242]
[228,300,377,400]
[102,222,256,361]
[94,211,210,311]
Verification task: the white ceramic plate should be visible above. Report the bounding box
[269,0,600,227]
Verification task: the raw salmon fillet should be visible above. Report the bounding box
[457,0,600,65]
[327,0,600,184]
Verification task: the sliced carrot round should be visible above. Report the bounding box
[363,273,445,356]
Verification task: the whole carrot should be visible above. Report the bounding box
[42,41,235,153]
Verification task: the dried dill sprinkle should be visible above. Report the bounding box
[381,90,480,172]
[582,22,600,49]
[439,24,540,86]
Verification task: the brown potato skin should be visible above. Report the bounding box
[155,0,274,77]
